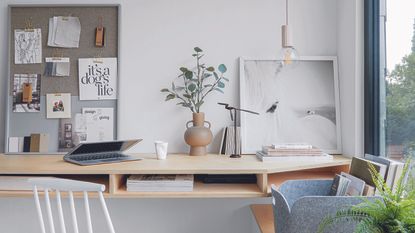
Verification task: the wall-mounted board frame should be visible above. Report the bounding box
[5,4,121,154]
[239,56,342,154]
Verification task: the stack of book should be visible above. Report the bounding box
[329,155,406,197]
[8,133,49,153]
[256,143,333,162]
[219,126,241,155]
[126,174,194,192]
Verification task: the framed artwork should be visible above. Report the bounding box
[240,56,342,154]
[46,93,71,118]
[12,74,41,113]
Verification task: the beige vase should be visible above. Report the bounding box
[184,112,213,156]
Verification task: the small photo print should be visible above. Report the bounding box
[64,132,72,139]
[44,57,70,77]
[64,123,72,131]
[13,74,41,113]
[46,93,71,118]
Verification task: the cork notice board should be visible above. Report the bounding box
[6,5,120,153]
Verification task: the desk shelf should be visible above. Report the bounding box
[0,154,351,198]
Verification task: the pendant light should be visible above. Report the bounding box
[279,0,299,66]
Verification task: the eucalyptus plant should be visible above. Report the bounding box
[318,160,415,233]
[161,47,228,113]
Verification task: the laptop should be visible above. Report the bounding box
[64,139,142,166]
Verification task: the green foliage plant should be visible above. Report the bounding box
[161,47,228,113]
[318,160,415,233]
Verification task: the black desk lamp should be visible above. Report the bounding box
[218,103,259,158]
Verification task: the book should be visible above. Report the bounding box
[262,146,323,156]
[8,137,19,153]
[329,174,351,196]
[271,143,313,149]
[23,136,31,152]
[363,184,375,196]
[256,151,333,162]
[126,174,194,192]
[18,137,24,152]
[219,126,241,155]
[30,133,49,153]
[349,157,388,188]
[340,172,366,196]
[364,154,405,189]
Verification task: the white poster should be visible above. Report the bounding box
[78,58,118,100]
[14,29,42,64]
[82,108,114,142]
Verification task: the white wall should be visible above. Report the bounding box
[0,0,364,233]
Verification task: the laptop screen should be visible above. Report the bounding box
[69,140,140,155]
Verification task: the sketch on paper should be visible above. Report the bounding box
[12,74,41,113]
[240,57,341,154]
[14,29,42,64]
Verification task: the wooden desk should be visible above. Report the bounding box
[0,154,351,198]
[250,204,274,233]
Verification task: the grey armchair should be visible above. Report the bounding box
[271,179,376,233]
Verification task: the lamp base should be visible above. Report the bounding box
[230,154,241,158]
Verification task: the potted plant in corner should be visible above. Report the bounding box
[161,47,228,156]
[318,160,415,233]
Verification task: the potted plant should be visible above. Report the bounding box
[318,160,415,233]
[161,47,228,156]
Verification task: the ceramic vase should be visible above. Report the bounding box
[184,112,213,156]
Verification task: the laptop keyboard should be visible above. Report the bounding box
[70,153,127,162]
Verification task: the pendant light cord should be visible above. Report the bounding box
[286,0,289,25]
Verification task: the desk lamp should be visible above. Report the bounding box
[218,103,259,158]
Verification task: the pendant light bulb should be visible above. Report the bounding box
[279,0,299,66]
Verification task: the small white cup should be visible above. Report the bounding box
[155,141,168,160]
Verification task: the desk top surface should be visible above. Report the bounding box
[0,153,351,175]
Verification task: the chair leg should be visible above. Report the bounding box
[98,192,116,233]
[33,185,46,233]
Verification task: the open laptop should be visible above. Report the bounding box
[64,139,142,166]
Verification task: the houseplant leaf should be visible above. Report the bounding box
[218,64,227,73]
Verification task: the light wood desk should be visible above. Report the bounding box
[0,153,351,198]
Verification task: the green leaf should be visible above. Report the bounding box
[218,64,227,73]
[222,77,229,82]
[214,88,224,94]
[218,81,225,88]
[194,47,203,52]
[171,82,176,90]
[213,72,219,80]
[203,73,212,78]
[188,83,197,92]
[185,71,193,79]
[206,67,215,72]
[195,101,204,108]
[180,67,188,73]
[175,86,185,91]
[192,54,198,57]
[160,88,169,92]
[204,84,213,88]
[183,94,192,98]
[165,94,175,101]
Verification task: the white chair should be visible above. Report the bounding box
[29,177,115,233]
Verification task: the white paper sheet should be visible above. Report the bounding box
[78,58,118,100]
[14,29,42,64]
[48,16,81,48]
[82,108,114,142]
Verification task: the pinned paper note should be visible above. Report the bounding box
[48,16,81,48]
[78,58,118,100]
[45,57,70,77]
[14,29,42,64]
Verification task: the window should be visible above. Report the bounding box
[381,0,415,160]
